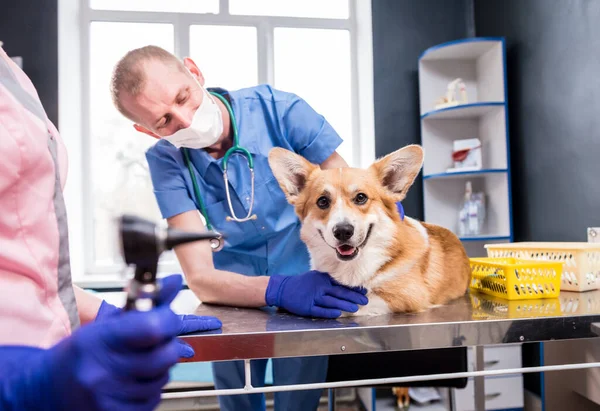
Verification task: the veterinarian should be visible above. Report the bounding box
[110,45,376,411]
[0,45,222,410]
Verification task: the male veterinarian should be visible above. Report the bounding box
[111,45,379,411]
[0,45,222,410]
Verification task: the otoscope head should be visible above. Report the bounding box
[118,214,162,268]
[118,214,224,269]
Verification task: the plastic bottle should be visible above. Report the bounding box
[458,181,472,237]
[468,192,480,235]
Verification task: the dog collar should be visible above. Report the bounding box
[396,201,405,221]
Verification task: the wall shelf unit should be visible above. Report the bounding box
[418,37,513,258]
[423,168,508,180]
[421,102,505,120]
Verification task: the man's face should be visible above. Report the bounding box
[121,58,206,138]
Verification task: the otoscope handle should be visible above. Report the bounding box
[123,266,160,312]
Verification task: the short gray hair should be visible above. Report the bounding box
[110,45,186,122]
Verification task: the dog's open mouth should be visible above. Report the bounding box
[319,224,373,262]
[336,244,358,260]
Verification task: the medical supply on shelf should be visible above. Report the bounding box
[469,257,562,300]
[434,78,468,109]
[447,138,482,172]
[458,181,485,237]
[485,242,600,292]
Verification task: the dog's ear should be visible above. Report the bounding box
[369,145,424,201]
[268,147,317,204]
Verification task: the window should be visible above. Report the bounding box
[59,0,374,280]
[90,0,219,13]
[89,22,175,266]
[229,0,349,19]
[189,25,259,90]
[274,27,353,161]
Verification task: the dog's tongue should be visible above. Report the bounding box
[337,245,356,256]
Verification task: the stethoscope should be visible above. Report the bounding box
[182,91,256,253]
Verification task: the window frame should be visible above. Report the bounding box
[58,0,375,286]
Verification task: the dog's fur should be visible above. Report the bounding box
[268,144,471,316]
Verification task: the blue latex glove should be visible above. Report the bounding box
[96,278,222,359]
[265,270,368,319]
[0,274,211,411]
[396,201,405,221]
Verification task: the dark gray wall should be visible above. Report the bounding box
[372,0,472,219]
[474,0,600,398]
[0,0,59,125]
[474,0,600,241]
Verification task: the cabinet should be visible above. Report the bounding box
[418,38,513,257]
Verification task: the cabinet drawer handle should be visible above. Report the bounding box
[484,360,499,368]
[485,392,502,400]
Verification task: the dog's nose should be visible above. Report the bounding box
[333,223,354,241]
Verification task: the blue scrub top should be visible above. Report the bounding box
[145,85,343,277]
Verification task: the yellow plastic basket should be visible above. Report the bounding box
[485,242,600,292]
[469,257,562,300]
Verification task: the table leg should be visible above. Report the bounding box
[444,387,456,411]
[328,388,336,411]
[474,346,486,410]
[244,359,252,390]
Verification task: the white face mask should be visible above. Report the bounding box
[163,86,223,149]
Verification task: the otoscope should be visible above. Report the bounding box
[117,214,223,311]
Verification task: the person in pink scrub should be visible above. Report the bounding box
[0,45,221,410]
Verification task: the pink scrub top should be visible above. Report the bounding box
[0,46,79,348]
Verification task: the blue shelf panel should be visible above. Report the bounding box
[419,36,505,61]
[459,235,511,242]
[421,102,505,120]
[423,169,508,180]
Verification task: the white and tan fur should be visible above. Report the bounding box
[268,145,471,316]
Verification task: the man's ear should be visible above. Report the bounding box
[183,57,205,86]
[268,147,317,205]
[369,145,424,201]
[133,124,160,139]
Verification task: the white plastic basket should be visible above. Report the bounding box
[485,242,600,292]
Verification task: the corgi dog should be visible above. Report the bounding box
[268,144,471,316]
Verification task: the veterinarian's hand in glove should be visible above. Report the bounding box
[396,201,405,220]
[265,270,369,318]
[96,275,222,358]
[0,274,203,411]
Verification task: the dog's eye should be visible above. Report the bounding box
[317,196,330,209]
[354,193,368,205]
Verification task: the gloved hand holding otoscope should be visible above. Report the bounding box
[117,214,224,311]
[0,214,224,411]
[94,213,225,358]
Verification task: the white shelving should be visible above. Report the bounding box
[419,39,506,115]
[417,37,521,411]
[418,38,513,257]
[421,102,504,120]
[423,172,511,239]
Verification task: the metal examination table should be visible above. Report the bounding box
[162,289,600,409]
